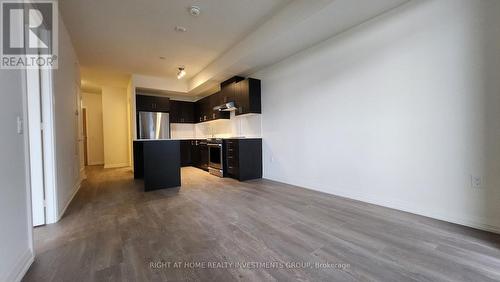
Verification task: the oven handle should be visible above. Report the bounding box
[208,144,222,147]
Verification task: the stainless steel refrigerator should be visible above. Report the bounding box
[138,111,170,139]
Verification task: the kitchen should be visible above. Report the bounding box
[10,1,500,281]
[133,76,263,191]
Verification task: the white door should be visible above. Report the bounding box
[26,68,45,226]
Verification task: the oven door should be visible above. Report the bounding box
[208,144,222,170]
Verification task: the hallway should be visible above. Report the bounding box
[24,166,500,281]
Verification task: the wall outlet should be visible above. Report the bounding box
[471,175,483,189]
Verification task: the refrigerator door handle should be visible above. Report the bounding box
[138,111,170,140]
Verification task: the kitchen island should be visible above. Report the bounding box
[133,139,181,191]
[133,138,263,192]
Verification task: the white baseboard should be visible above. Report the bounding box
[340,188,500,234]
[4,248,34,282]
[88,161,104,166]
[79,167,87,180]
[56,180,81,222]
[263,176,500,235]
[104,162,130,169]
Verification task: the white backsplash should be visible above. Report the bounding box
[171,113,261,139]
[228,112,262,138]
[170,123,195,139]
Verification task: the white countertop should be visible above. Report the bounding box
[134,137,261,142]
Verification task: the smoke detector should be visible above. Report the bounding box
[189,6,201,17]
[174,25,187,32]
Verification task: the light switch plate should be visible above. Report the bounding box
[17,116,23,134]
[471,175,482,189]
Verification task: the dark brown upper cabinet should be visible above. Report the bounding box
[234,78,261,116]
[209,92,230,121]
[220,82,237,104]
[194,93,230,123]
[136,95,170,112]
[195,96,209,122]
[139,76,261,124]
[220,76,244,88]
[170,100,195,123]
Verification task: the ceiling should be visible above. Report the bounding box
[60,0,291,80]
[188,0,410,92]
[62,0,411,95]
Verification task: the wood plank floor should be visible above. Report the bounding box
[24,166,500,282]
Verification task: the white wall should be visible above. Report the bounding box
[255,0,500,232]
[52,15,82,219]
[126,80,133,166]
[0,70,33,281]
[102,86,130,168]
[82,92,104,165]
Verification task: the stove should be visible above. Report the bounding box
[207,139,224,177]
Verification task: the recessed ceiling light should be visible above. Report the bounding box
[174,26,187,32]
[189,6,201,17]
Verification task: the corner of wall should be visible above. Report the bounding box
[4,248,34,282]
[104,163,130,169]
[55,178,82,222]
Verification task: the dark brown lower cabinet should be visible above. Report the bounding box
[199,143,209,171]
[180,140,192,166]
[224,138,262,181]
[133,140,181,191]
[187,140,208,171]
[191,140,200,167]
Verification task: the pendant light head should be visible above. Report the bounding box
[177,67,186,79]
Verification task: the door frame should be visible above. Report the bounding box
[40,68,58,224]
[26,68,45,227]
[82,107,88,166]
[24,67,58,226]
[21,68,35,257]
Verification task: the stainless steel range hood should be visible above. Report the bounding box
[213,101,237,112]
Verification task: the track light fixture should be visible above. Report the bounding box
[177,67,186,79]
